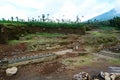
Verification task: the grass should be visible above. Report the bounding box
[61,55,94,68]
[8,40,20,45]
[84,31,119,45]
[34,32,65,37]
[108,58,120,65]
[8,32,67,52]
[82,31,120,52]
[21,32,65,40]
[8,32,66,44]
[99,26,117,31]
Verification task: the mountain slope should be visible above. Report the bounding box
[90,9,120,21]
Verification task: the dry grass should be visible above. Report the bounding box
[61,55,95,68]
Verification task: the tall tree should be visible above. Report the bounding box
[11,16,14,21]
[38,16,40,21]
[2,18,5,21]
[46,14,50,22]
[42,14,45,22]
[76,15,79,23]
[32,17,34,22]
[16,16,19,22]
[28,17,30,22]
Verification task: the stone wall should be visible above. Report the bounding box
[0,53,57,67]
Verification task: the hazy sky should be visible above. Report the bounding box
[0,0,120,21]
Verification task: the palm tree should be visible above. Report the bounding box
[11,16,14,21]
[38,16,40,21]
[16,16,19,22]
[76,15,79,23]
[46,14,50,22]
[32,18,34,22]
[42,14,45,22]
[28,17,30,22]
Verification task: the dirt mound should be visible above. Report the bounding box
[38,61,63,74]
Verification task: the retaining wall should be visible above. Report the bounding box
[0,53,57,68]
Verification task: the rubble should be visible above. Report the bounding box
[100,72,118,80]
[72,72,90,80]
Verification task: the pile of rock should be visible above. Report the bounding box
[100,72,119,80]
[72,72,90,80]
[6,67,18,76]
[72,71,120,80]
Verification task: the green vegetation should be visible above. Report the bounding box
[20,32,65,40]
[109,58,120,65]
[61,55,94,68]
[109,17,120,29]
[0,15,120,29]
[8,32,65,44]
[99,26,117,30]
[0,15,85,29]
[84,31,119,45]
[26,22,85,29]
[0,16,120,44]
[7,32,68,51]
[82,31,119,52]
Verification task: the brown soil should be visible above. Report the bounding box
[0,58,118,80]
[0,37,119,80]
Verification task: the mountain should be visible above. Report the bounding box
[89,9,120,21]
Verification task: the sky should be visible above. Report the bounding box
[0,0,120,21]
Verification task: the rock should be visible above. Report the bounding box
[100,71,104,78]
[94,78,99,80]
[105,76,111,80]
[104,72,110,76]
[110,73,116,80]
[72,72,90,80]
[100,72,117,80]
[6,67,18,76]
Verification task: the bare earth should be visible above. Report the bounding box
[0,34,120,80]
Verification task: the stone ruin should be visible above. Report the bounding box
[0,53,56,67]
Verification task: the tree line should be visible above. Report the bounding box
[0,14,82,23]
